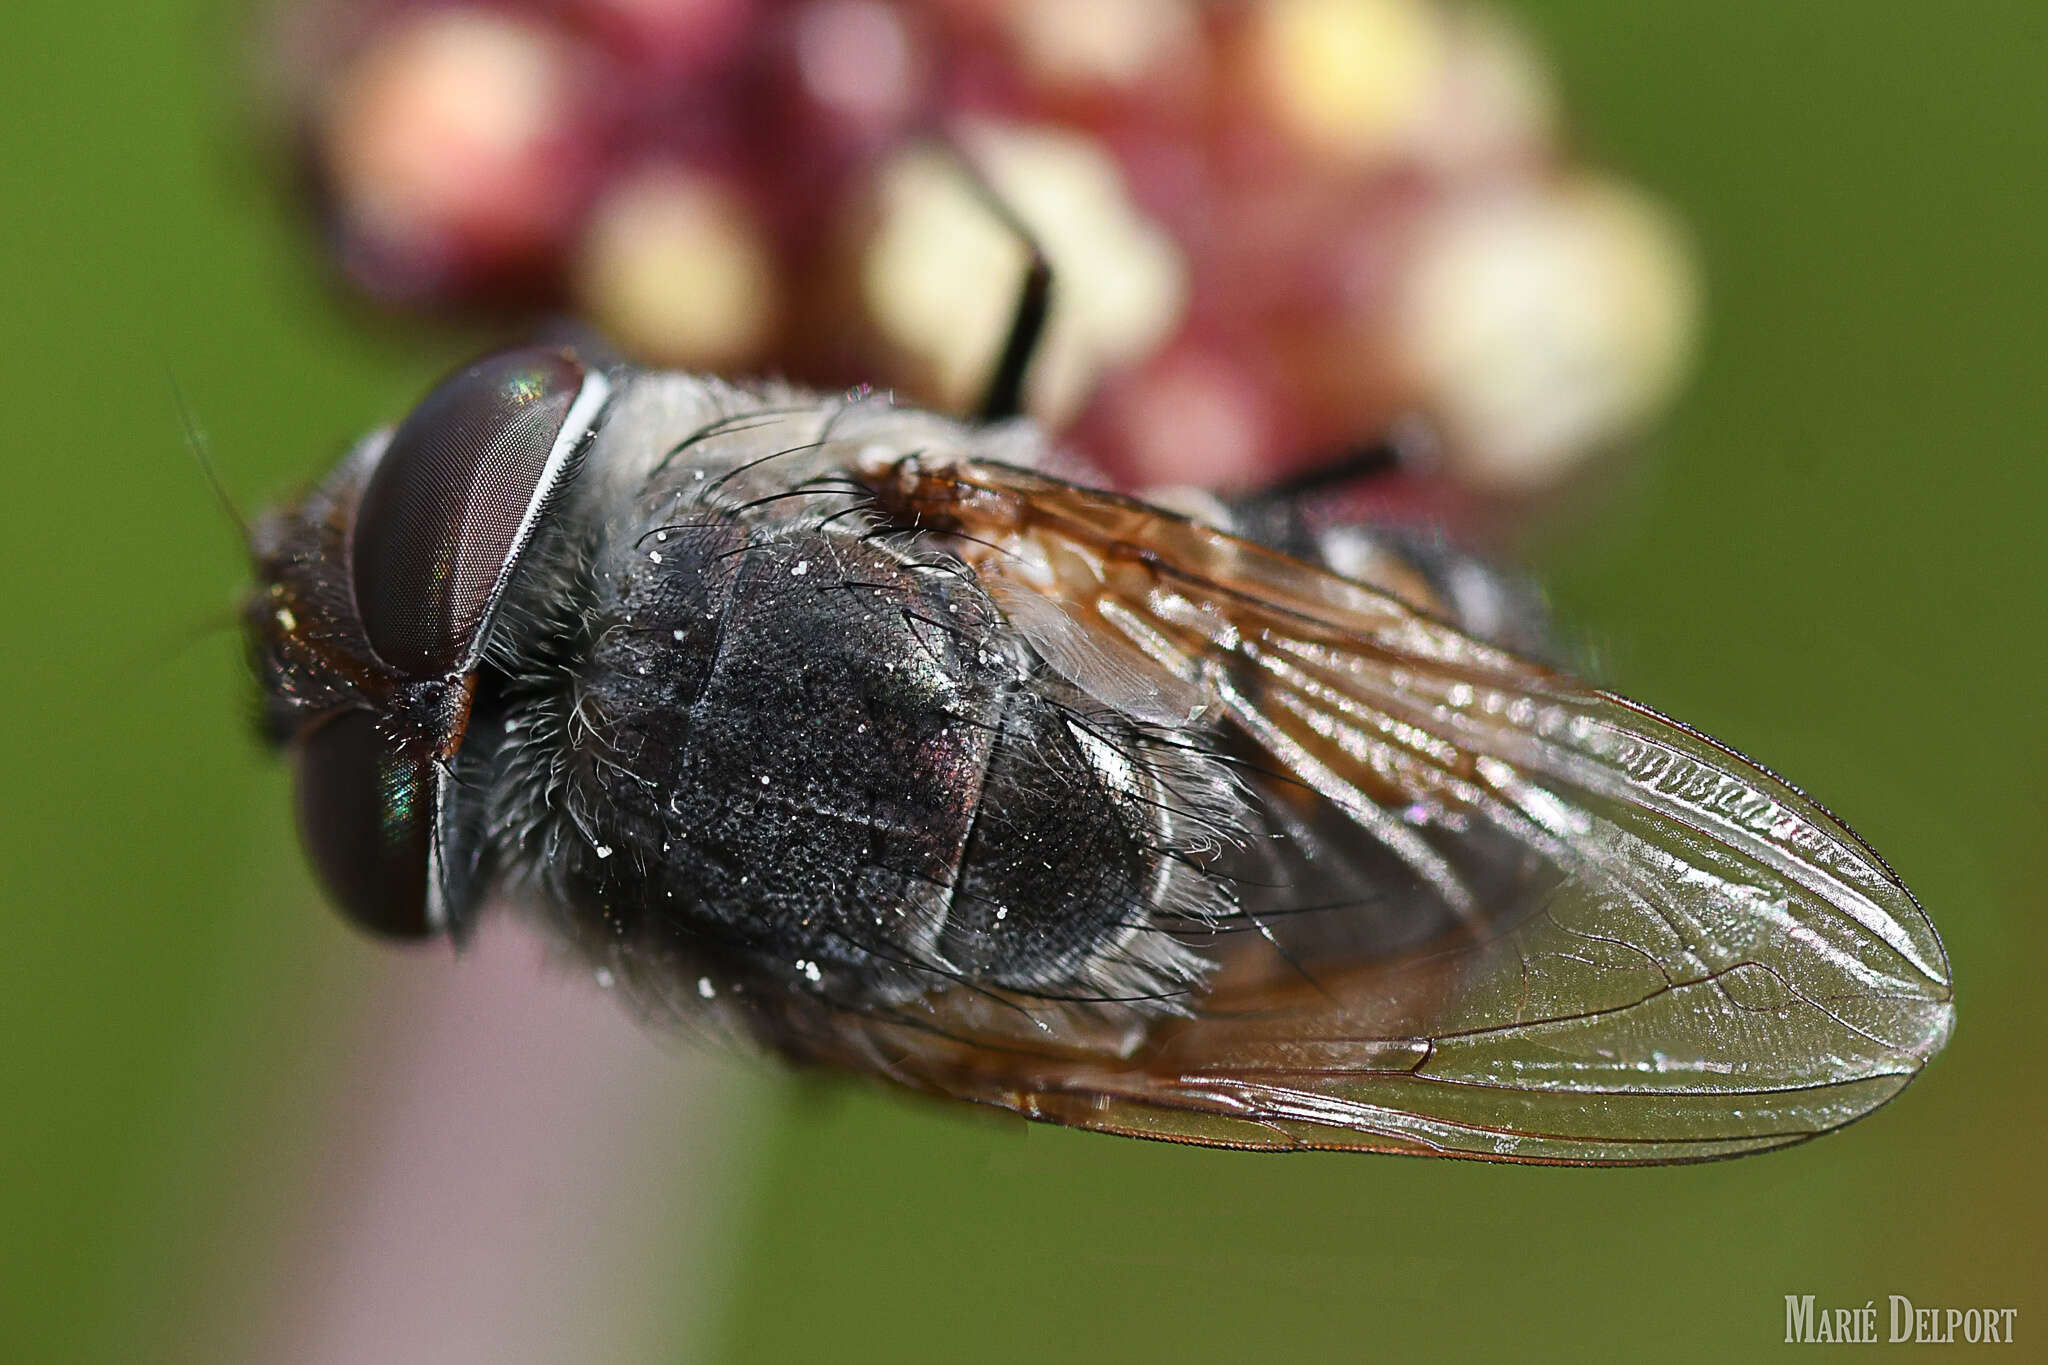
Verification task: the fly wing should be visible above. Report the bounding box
[783,455,1955,1163]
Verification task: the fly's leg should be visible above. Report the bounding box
[934,144,1054,426]
[975,230,1051,425]
[1236,435,1403,507]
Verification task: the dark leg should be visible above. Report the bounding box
[1235,437,1402,507]
[1224,434,1412,558]
[938,144,1055,425]
[976,247,1052,425]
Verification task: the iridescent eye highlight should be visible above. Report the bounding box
[349,347,591,677]
[293,708,433,939]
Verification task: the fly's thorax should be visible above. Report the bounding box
[557,369,1070,540]
[460,388,1238,1013]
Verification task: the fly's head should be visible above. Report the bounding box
[246,347,611,940]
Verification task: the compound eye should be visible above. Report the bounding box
[293,708,436,939]
[350,347,606,677]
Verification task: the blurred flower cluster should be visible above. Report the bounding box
[271,0,1698,503]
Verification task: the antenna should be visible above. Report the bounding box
[169,371,253,554]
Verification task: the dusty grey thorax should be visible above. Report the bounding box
[458,373,1235,1011]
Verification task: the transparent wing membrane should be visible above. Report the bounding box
[784,456,1955,1162]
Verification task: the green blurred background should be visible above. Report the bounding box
[4,2,2043,1361]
